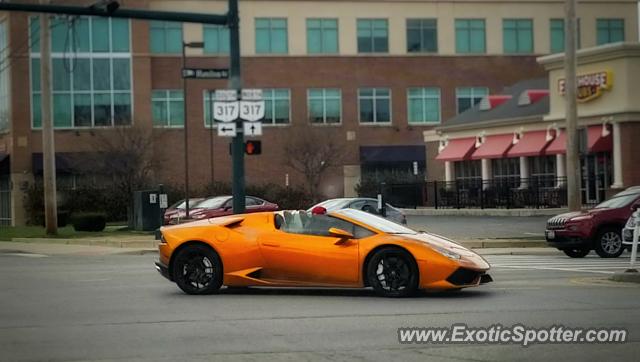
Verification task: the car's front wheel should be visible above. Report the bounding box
[562,248,590,258]
[366,247,418,297]
[172,244,223,295]
[594,227,624,258]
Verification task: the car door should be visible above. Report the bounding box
[258,213,360,285]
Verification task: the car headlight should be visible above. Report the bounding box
[431,245,462,260]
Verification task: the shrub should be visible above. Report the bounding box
[71,212,107,232]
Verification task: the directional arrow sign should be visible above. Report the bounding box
[243,121,263,137]
[213,101,239,122]
[239,101,265,122]
[218,123,237,137]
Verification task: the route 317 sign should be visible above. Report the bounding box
[558,71,613,103]
[213,102,239,123]
[239,101,265,122]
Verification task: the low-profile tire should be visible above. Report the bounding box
[594,227,624,258]
[562,248,590,258]
[172,244,223,295]
[366,247,418,297]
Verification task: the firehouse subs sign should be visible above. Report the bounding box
[558,71,613,103]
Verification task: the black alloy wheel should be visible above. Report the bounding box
[562,248,591,258]
[366,247,418,297]
[172,245,223,295]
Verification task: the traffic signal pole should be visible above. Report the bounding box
[0,0,248,216]
[228,0,246,214]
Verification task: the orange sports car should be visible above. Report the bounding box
[155,208,492,297]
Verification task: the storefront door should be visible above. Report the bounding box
[580,153,611,205]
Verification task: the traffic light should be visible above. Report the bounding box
[244,140,261,155]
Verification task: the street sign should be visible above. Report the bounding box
[182,68,229,79]
[240,101,265,122]
[242,89,263,101]
[213,101,239,122]
[218,123,237,137]
[215,89,238,101]
[243,121,263,136]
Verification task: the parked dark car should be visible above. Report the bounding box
[308,198,407,225]
[167,196,278,223]
[545,186,640,258]
[162,198,205,225]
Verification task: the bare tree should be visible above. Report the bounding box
[283,126,345,202]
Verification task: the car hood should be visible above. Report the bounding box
[402,232,480,258]
[551,208,609,221]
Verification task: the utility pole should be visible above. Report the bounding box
[565,0,581,211]
[229,0,245,214]
[40,6,58,235]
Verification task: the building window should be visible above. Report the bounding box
[308,89,341,124]
[454,160,482,189]
[596,19,624,45]
[530,156,557,188]
[492,158,521,187]
[255,18,288,54]
[358,88,391,124]
[357,19,388,53]
[456,87,488,114]
[455,19,485,54]
[152,90,183,127]
[503,19,533,54]
[550,19,581,53]
[203,25,229,54]
[407,87,440,124]
[406,19,437,53]
[262,89,290,125]
[149,21,182,53]
[30,17,132,128]
[307,18,338,54]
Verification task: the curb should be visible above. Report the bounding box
[402,208,567,217]
[11,237,159,249]
[609,270,640,284]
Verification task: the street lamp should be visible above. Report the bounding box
[182,41,204,220]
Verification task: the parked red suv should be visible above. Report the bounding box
[166,195,278,224]
[546,186,640,258]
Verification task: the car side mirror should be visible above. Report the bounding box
[329,227,354,244]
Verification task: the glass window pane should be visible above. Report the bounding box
[111,18,130,52]
[31,58,40,92]
[272,28,288,53]
[166,28,183,53]
[93,59,111,91]
[307,28,321,53]
[359,97,373,122]
[30,17,40,53]
[53,94,72,128]
[114,93,131,125]
[150,28,165,52]
[152,100,167,126]
[204,26,219,53]
[503,28,516,53]
[407,28,421,52]
[51,18,68,52]
[325,99,340,123]
[470,29,485,52]
[274,100,289,123]
[376,98,390,123]
[52,59,70,91]
[272,19,286,28]
[32,94,42,128]
[518,28,533,52]
[262,99,273,124]
[73,94,92,127]
[309,99,323,122]
[169,100,184,126]
[72,18,90,52]
[256,28,270,53]
[323,28,338,53]
[73,59,91,91]
[93,93,111,126]
[425,98,439,122]
[408,98,423,123]
[113,59,130,90]
[92,18,110,52]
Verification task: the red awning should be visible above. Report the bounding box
[587,125,612,153]
[544,130,566,155]
[436,137,476,162]
[507,130,552,157]
[471,134,515,160]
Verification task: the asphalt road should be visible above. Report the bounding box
[406,215,549,239]
[0,250,639,362]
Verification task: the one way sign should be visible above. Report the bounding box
[217,123,237,137]
[243,121,263,136]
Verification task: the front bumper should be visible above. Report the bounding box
[155,261,172,281]
[545,229,591,249]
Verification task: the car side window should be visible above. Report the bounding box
[279,212,375,239]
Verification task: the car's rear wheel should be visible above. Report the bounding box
[594,228,624,258]
[562,248,590,258]
[172,244,222,295]
[366,247,418,297]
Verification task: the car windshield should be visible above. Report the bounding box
[594,193,639,209]
[173,199,202,209]
[197,196,229,209]
[333,209,416,234]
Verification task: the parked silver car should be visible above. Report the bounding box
[308,198,407,224]
[622,209,639,247]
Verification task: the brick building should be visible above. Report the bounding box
[0,0,638,225]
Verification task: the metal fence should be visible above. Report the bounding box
[0,176,10,226]
[383,177,570,209]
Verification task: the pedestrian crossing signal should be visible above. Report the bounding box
[245,140,261,155]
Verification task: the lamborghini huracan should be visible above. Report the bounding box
[155,208,492,297]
